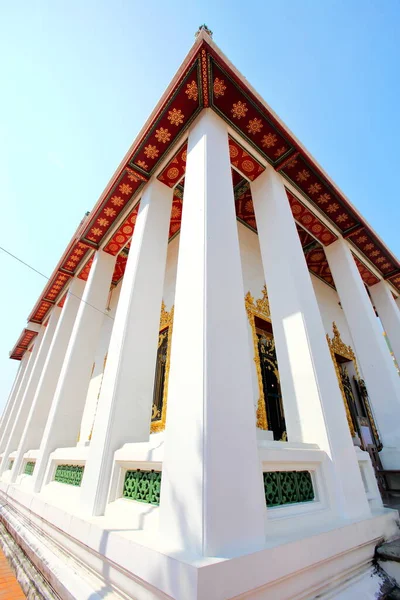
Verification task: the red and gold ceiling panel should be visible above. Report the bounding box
[30,300,53,324]
[286,191,338,246]
[210,58,293,166]
[42,272,72,304]
[280,154,359,234]
[103,202,140,256]
[228,136,264,181]
[235,188,257,231]
[77,256,94,282]
[353,255,380,286]
[169,194,183,238]
[60,241,92,275]
[57,294,67,308]
[129,60,202,178]
[306,248,334,287]
[158,142,187,188]
[81,168,146,248]
[296,224,314,248]
[387,272,400,292]
[346,227,398,280]
[10,329,38,360]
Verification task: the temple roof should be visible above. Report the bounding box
[10,27,400,359]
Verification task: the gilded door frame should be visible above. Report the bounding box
[245,285,271,431]
[151,301,174,433]
[326,322,379,443]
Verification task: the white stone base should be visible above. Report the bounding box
[0,477,398,600]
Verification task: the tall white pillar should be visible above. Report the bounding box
[0,351,30,440]
[325,239,400,468]
[159,111,266,557]
[10,278,86,482]
[32,250,116,492]
[80,180,173,515]
[0,346,36,456]
[0,307,61,476]
[370,279,400,367]
[251,167,370,519]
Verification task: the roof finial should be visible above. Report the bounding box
[196,24,213,38]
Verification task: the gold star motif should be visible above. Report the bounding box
[274,146,287,158]
[308,183,322,195]
[261,133,277,148]
[119,183,133,195]
[317,193,331,204]
[247,118,263,135]
[363,243,374,251]
[336,213,349,223]
[91,227,103,236]
[376,257,385,264]
[286,157,298,169]
[136,160,148,170]
[104,207,117,217]
[296,169,310,183]
[356,235,367,243]
[168,108,184,126]
[231,101,248,120]
[127,171,138,182]
[370,250,380,257]
[111,196,124,207]
[213,78,226,98]
[185,80,198,101]
[144,145,159,159]
[97,218,109,227]
[155,127,171,144]
[326,203,339,213]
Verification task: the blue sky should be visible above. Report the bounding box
[0,0,399,408]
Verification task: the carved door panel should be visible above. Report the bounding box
[151,331,168,423]
[354,377,382,450]
[257,334,286,440]
[339,366,361,440]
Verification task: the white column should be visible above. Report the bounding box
[396,297,400,311]
[10,278,86,482]
[32,250,116,492]
[251,167,370,519]
[159,111,266,557]
[0,352,30,439]
[370,279,400,367]
[325,239,400,468]
[80,180,173,515]
[0,308,61,476]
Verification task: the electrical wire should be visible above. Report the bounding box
[0,246,114,321]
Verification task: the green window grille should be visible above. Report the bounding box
[24,461,35,476]
[263,471,314,507]
[8,460,14,471]
[123,469,161,505]
[54,464,84,486]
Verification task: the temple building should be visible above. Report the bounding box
[2,26,400,600]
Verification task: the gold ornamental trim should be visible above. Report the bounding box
[245,285,270,430]
[151,301,174,433]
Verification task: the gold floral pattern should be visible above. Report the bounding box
[317,193,331,204]
[97,218,109,227]
[104,207,117,217]
[119,183,133,195]
[274,146,287,158]
[213,77,226,98]
[247,118,263,135]
[111,196,124,207]
[308,183,322,195]
[336,213,348,223]
[296,169,310,182]
[144,145,159,159]
[231,101,248,119]
[261,133,277,148]
[185,80,198,101]
[168,108,184,126]
[155,127,171,144]
[286,156,298,169]
[136,159,148,170]
[326,203,339,213]
[91,227,103,237]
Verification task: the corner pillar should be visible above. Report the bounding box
[370,279,400,367]
[159,110,266,557]
[251,167,370,519]
[325,239,400,468]
[0,307,62,476]
[0,351,30,442]
[80,180,173,515]
[32,250,116,492]
[10,278,86,482]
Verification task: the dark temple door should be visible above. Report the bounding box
[257,334,286,440]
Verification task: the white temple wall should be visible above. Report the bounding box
[311,274,355,349]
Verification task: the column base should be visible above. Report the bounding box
[0,480,398,600]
